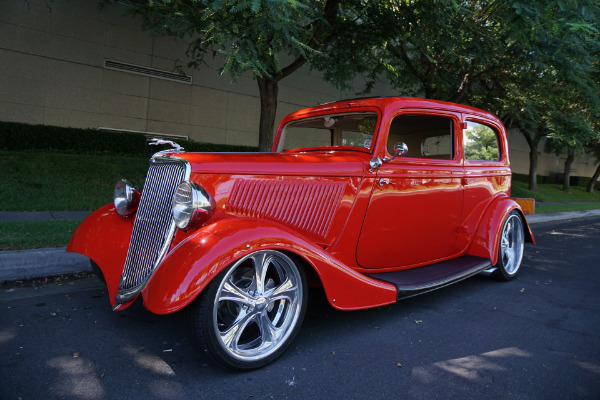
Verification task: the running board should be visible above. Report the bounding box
[366,255,493,301]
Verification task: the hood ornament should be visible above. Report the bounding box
[149,138,185,153]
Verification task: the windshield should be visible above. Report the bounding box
[277,113,378,152]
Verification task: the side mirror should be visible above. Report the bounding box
[383,142,408,162]
[393,142,408,158]
[369,142,409,173]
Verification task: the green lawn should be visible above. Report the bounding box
[511,180,600,203]
[0,151,149,211]
[0,220,82,250]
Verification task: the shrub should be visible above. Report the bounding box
[0,121,258,156]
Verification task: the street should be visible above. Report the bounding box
[1,218,599,400]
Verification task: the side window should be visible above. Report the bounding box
[463,121,500,161]
[387,114,454,159]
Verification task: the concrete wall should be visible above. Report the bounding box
[507,129,599,178]
[1,0,598,179]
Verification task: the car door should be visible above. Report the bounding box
[356,111,465,269]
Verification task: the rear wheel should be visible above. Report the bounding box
[492,211,525,281]
[188,250,307,370]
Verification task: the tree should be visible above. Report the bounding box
[585,118,600,193]
[545,110,596,192]
[364,0,600,191]
[490,1,600,191]
[587,144,600,193]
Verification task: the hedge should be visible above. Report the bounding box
[512,172,599,189]
[512,172,555,184]
[0,121,258,156]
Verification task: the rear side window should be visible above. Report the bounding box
[463,121,500,161]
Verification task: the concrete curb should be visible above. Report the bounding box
[0,211,92,222]
[1,209,600,283]
[0,247,91,282]
[525,209,600,225]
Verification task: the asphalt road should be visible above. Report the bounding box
[1,218,599,400]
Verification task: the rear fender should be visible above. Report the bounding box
[467,197,535,264]
[67,204,132,307]
[142,218,397,314]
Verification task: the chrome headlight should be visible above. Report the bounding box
[172,181,215,230]
[114,179,140,216]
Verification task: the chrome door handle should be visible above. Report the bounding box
[378,178,395,186]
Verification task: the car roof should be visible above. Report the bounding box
[289,97,501,122]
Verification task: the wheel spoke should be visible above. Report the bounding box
[249,252,269,295]
[220,309,255,350]
[257,312,279,346]
[268,277,297,303]
[220,280,253,306]
[501,229,510,250]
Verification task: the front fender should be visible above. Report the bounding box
[142,218,397,314]
[467,197,535,264]
[66,204,132,307]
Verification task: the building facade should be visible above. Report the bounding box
[1,0,598,180]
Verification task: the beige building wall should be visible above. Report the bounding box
[507,129,599,179]
[0,0,394,146]
[1,0,598,180]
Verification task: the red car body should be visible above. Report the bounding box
[68,97,534,369]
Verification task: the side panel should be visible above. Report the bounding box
[467,197,535,264]
[66,204,132,307]
[142,218,397,314]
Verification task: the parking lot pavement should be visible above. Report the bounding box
[1,218,599,399]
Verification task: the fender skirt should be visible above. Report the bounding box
[467,197,535,264]
[142,218,397,314]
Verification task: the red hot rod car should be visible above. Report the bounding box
[68,97,534,370]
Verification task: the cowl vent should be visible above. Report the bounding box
[103,59,192,84]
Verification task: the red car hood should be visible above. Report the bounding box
[172,151,368,177]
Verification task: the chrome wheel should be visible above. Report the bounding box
[190,250,307,370]
[493,212,525,281]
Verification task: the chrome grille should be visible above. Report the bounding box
[117,156,188,303]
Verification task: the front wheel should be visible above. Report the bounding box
[188,250,307,370]
[492,211,525,281]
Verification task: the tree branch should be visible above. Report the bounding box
[277,56,307,82]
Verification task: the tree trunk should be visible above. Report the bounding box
[522,125,546,192]
[587,162,600,193]
[257,77,280,152]
[562,148,575,192]
[526,134,545,192]
[528,142,539,192]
